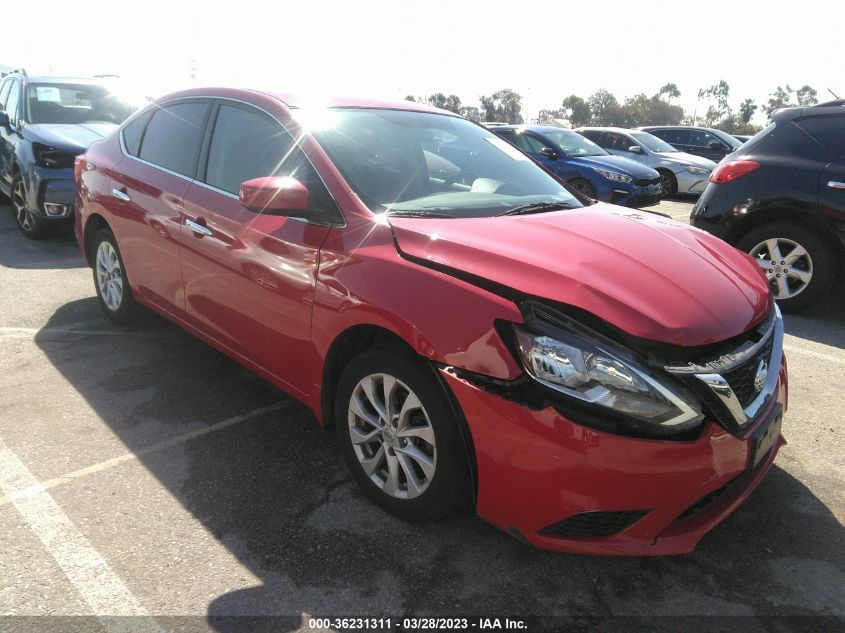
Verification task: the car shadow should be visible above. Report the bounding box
[0,205,86,270]
[783,278,845,348]
[34,299,845,629]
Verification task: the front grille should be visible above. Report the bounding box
[722,335,774,408]
[539,510,650,538]
[676,476,739,521]
[632,193,661,208]
[635,177,660,187]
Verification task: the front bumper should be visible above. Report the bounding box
[23,166,75,221]
[442,358,787,556]
[609,182,662,208]
[675,170,711,195]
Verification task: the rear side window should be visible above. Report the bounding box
[797,115,845,156]
[689,129,723,148]
[121,110,152,157]
[139,101,209,177]
[5,80,20,124]
[579,130,601,142]
[654,129,688,145]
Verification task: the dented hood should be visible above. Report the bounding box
[389,204,772,346]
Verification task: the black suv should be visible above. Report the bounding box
[691,104,845,312]
[639,126,743,162]
[0,70,137,238]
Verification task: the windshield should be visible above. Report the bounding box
[26,83,137,125]
[543,129,608,157]
[309,109,581,218]
[630,131,678,153]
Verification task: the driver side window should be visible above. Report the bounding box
[514,133,545,155]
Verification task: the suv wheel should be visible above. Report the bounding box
[738,222,835,312]
[11,175,46,239]
[92,228,139,323]
[335,346,470,522]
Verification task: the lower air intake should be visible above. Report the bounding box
[539,510,650,538]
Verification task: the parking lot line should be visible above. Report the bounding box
[0,439,163,632]
[0,324,179,339]
[0,402,288,509]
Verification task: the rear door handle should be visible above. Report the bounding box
[185,218,213,237]
[827,181,845,190]
[111,188,131,201]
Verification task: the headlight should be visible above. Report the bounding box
[33,143,76,169]
[683,165,710,176]
[592,168,632,184]
[512,319,702,434]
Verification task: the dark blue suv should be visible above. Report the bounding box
[0,70,137,238]
[492,125,662,207]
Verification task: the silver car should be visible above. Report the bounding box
[576,127,717,196]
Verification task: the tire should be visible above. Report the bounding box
[11,175,46,239]
[568,177,596,199]
[658,169,677,196]
[737,222,835,313]
[335,345,470,522]
[92,228,139,324]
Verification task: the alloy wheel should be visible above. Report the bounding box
[660,173,673,195]
[347,373,437,500]
[12,179,34,232]
[96,241,124,311]
[750,237,813,300]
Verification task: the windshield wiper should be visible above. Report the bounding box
[385,210,453,218]
[497,202,579,216]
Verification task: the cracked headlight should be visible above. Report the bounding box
[683,165,710,176]
[512,320,702,434]
[592,168,632,184]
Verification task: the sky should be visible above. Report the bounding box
[5,0,844,124]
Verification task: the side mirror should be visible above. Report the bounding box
[628,145,643,154]
[239,176,310,215]
[708,140,724,150]
[539,147,559,160]
[0,111,8,128]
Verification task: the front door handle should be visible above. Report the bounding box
[185,218,213,237]
[827,181,845,190]
[111,188,131,202]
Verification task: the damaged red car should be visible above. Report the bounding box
[75,88,787,555]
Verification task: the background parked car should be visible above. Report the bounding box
[0,70,137,238]
[492,125,662,207]
[640,125,743,163]
[576,127,716,196]
[733,134,753,144]
[691,103,845,311]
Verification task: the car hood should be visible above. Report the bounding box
[657,152,717,170]
[22,123,117,155]
[568,154,659,179]
[389,204,771,346]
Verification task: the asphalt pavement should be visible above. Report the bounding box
[0,199,842,632]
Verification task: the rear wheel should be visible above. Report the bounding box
[92,228,139,323]
[335,346,470,522]
[11,175,46,239]
[738,222,835,312]
[568,177,596,199]
[658,169,677,196]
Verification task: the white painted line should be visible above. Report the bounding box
[0,402,287,509]
[783,343,845,367]
[0,439,163,631]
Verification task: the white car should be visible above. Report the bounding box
[576,127,717,196]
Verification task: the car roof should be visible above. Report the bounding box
[490,125,570,133]
[576,126,636,134]
[12,74,109,86]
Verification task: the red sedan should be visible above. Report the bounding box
[74,87,787,555]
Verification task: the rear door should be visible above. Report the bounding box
[108,99,211,316]
[179,100,338,394]
[805,114,845,217]
[0,78,20,193]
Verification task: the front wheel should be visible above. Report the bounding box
[568,177,596,199]
[335,346,470,522]
[738,222,835,312]
[11,175,46,239]
[92,228,139,323]
[658,170,677,196]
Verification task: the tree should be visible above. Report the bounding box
[796,85,818,106]
[764,85,793,115]
[479,89,524,123]
[619,93,683,126]
[561,95,591,127]
[658,83,681,101]
[698,80,732,123]
[404,95,416,102]
[739,99,758,124]
[538,108,564,125]
[587,89,622,126]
